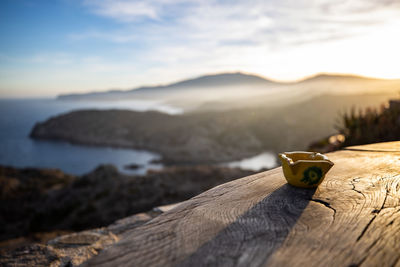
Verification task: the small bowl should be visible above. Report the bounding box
[279,152,334,188]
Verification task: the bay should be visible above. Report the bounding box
[227,152,278,171]
[0,98,182,175]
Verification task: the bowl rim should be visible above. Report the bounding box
[279,151,334,166]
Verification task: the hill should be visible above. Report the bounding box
[57,73,400,112]
[57,72,276,101]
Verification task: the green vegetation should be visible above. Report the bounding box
[336,100,400,147]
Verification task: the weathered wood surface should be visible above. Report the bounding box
[85,142,400,267]
[345,141,400,152]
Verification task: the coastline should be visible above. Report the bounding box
[29,109,266,165]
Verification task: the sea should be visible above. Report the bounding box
[0,98,183,175]
[0,98,277,175]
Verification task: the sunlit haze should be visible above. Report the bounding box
[1,0,400,97]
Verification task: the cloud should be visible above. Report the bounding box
[80,0,400,47]
[82,0,201,22]
[68,30,139,43]
[98,1,396,57]
[4,0,399,97]
[83,0,159,21]
[65,1,400,85]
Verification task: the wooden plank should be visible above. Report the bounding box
[345,141,400,152]
[84,146,400,267]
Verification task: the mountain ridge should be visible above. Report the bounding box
[57,72,395,101]
[57,72,275,100]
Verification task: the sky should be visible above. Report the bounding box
[1,0,400,97]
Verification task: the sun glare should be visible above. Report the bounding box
[251,19,400,82]
[358,21,400,79]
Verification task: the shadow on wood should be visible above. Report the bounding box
[179,184,316,266]
[83,144,400,266]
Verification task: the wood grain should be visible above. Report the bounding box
[84,141,400,267]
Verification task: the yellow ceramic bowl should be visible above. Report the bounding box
[279,152,334,188]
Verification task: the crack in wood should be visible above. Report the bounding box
[356,253,369,267]
[350,179,366,199]
[392,254,400,267]
[309,198,336,221]
[356,188,389,243]
[356,214,377,243]
[380,189,389,211]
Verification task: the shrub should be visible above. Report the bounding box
[336,100,400,146]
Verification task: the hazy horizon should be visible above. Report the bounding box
[1,0,400,97]
[2,71,400,99]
